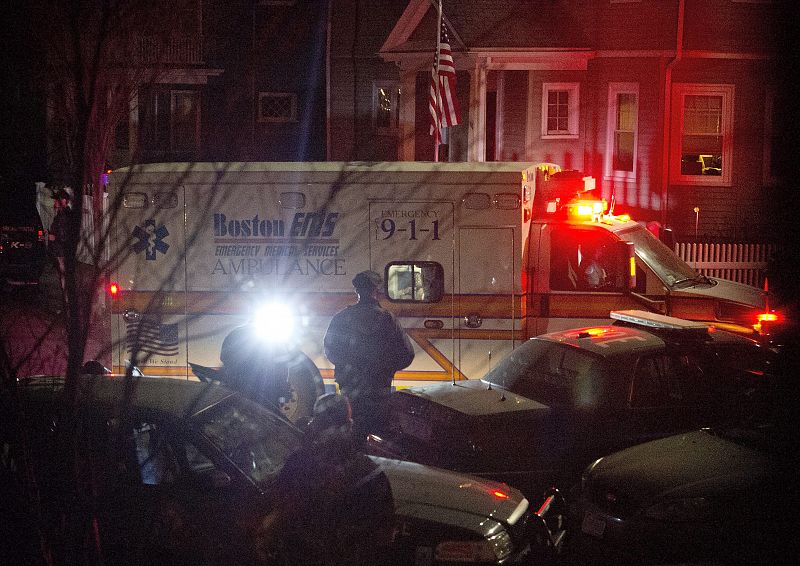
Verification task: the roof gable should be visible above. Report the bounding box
[381,0,590,56]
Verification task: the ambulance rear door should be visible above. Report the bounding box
[110,179,188,376]
[458,226,516,378]
[368,199,456,387]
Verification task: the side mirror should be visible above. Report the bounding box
[659,227,675,250]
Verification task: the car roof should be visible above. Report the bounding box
[16,376,235,418]
[537,325,666,358]
[537,322,757,359]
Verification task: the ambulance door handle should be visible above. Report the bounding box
[123,309,141,322]
[464,314,482,328]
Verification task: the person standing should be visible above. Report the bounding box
[47,189,71,304]
[258,393,394,565]
[324,270,414,440]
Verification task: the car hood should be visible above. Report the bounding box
[673,277,765,310]
[402,380,548,416]
[587,429,771,504]
[374,456,529,535]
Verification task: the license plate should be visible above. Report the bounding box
[581,511,606,538]
[396,412,432,442]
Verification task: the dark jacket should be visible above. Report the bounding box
[48,207,69,258]
[272,427,394,565]
[323,297,414,393]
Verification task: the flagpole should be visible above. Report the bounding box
[434,0,443,162]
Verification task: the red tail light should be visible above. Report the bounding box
[108,282,120,296]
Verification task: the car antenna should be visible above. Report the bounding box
[486,350,492,390]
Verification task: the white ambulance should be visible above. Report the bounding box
[107,162,774,394]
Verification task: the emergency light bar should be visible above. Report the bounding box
[610,310,709,331]
[567,199,607,219]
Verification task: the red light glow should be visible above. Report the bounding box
[109,283,119,295]
[492,490,509,500]
[757,313,778,323]
[584,328,606,336]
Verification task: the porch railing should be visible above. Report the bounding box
[134,35,203,65]
[674,242,775,288]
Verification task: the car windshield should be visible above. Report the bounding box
[483,340,608,408]
[710,424,785,455]
[618,225,699,288]
[193,398,301,489]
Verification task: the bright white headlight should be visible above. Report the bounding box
[251,302,295,343]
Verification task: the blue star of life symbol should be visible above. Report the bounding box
[132,219,170,261]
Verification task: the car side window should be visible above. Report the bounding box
[182,440,217,475]
[630,356,667,407]
[132,422,179,486]
[707,344,773,398]
[631,353,706,408]
[549,228,624,292]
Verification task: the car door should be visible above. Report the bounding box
[98,416,254,563]
[619,349,707,447]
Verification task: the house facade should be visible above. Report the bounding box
[106,0,329,168]
[41,0,791,244]
[349,0,791,242]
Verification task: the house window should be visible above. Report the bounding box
[171,91,200,153]
[258,92,298,123]
[605,83,638,179]
[139,87,200,158]
[374,82,400,130]
[542,83,579,139]
[670,84,734,186]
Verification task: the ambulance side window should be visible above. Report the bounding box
[386,262,443,303]
[550,228,624,292]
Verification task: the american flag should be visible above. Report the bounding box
[429,20,461,147]
[126,318,180,357]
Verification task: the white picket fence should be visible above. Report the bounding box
[674,242,774,288]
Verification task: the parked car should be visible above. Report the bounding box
[371,311,777,498]
[2,375,557,565]
[0,181,47,290]
[566,423,795,564]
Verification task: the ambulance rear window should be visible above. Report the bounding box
[386,261,443,303]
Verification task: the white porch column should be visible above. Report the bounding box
[398,67,417,161]
[468,59,487,162]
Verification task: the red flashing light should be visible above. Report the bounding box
[492,489,509,500]
[570,199,607,218]
[757,313,778,323]
[537,494,555,516]
[108,282,120,296]
[584,328,606,336]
